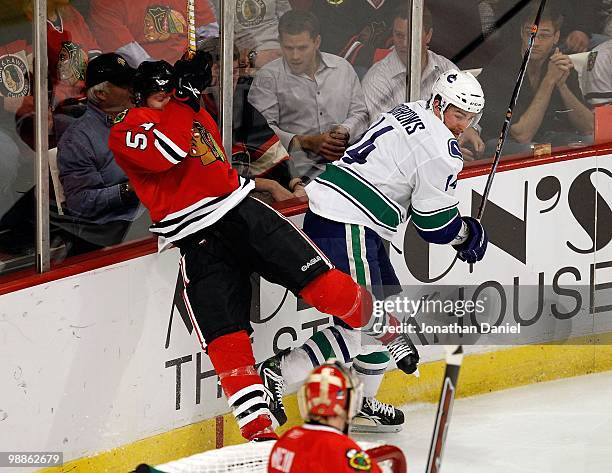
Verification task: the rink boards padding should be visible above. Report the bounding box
[1,149,611,472]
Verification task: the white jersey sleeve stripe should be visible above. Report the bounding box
[153,128,188,158]
[154,139,182,165]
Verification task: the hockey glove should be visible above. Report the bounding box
[173,50,213,112]
[452,216,488,264]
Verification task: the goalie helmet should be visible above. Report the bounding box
[297,360,363,422]
[429,69,485,116]
[132,60,175,106]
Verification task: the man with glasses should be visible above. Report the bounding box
[478,4,593,156]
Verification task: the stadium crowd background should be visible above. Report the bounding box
[0,0,610,275]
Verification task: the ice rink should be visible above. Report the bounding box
[357,371,612,473]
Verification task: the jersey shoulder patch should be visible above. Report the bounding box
[587,50,598,72]
[113,109,129,125]
[345,448,372,471]
[448,138,463,160]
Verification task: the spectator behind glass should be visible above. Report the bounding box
[199,37,303,203]
[306,0,400,78]
[18,0,101,146]
[0,4,100,261]
[248,10,369,184]
[583,39,612,106]
[478,4,594,157]
[56,53,147,256]
[89,0,217,67]
[361,6,452,113]
[234,0,292,69]
[362,6,485,160]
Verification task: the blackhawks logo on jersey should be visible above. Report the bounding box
[144,6,187,42]
[236,0,266,27]
[0,52,30,97]
[346,449,372,471]
[57,41,88,85]
[190,120,226,166]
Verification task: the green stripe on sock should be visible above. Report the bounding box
[355,351,391,364]
[310,330,336,360]
[350,224,368,286]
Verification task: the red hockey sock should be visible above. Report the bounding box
[207,331,275,440]
[299,269,373,328]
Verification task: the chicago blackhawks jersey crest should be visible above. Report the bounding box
[57,41,88,85]
[190,120,226,166]
[144,5,187,42]
[0,50,30,97]
[236,0,267,27]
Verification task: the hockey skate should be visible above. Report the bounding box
[351,397,405,433]
[386,331,420,375]
[258,351,288,427]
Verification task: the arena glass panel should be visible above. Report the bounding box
[239,0,415,203]
[44,0,224,265]
[0,5,38,276]
[452,0,604,167]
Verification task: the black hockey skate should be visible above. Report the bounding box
[386,332,420,375]
[351,397,405,433]
[258,351,288,427]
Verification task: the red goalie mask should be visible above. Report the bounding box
[298,360,363,421]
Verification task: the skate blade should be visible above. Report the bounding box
[350,424,403,434]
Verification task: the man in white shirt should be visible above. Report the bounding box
[583,39,612,106]
[248,10,369,182]
[362,6,485,159]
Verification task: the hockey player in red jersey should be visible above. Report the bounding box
[268,360,382,472]
[108,53,386,442]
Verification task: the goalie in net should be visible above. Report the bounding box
[135,360,406,473]
[268,360,405,473]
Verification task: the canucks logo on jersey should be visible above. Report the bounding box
[448,138,463,160]
[190,121,226,166]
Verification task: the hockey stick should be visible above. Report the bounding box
[427,3,549,468]
[477,0,548,219]
[468,0,548,273]
[425,345,463,473]
[186,0,196,58]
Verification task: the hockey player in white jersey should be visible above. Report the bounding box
[258,70,488,432]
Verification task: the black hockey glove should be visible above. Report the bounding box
[453,216,488,264]
[173,50,213,112]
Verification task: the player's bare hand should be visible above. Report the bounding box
[565,30,589,53]
[459,127,484,160]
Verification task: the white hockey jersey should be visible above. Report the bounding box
[306,101,463,242]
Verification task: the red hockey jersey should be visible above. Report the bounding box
[109,99,254,251]
[90,0,216,64]
[268,424,382,473]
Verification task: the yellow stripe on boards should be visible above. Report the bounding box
[40,336,612,472]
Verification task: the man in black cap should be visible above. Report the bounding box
[56,52,148,255]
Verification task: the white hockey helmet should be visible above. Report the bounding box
[429,69,485,115]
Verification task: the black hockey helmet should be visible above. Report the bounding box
[132,60,176,106]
